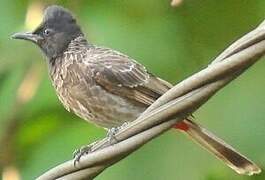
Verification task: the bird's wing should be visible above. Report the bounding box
[87,47,172,106]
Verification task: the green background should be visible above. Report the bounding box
[1,0,265,179]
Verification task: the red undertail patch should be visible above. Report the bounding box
[174,121,190,131]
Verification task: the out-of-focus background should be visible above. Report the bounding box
[1,0,265,179]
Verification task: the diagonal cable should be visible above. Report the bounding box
[37,20,265,180]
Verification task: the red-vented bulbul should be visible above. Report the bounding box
[12,5,261,175]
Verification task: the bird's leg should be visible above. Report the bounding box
[107,127,119,144]
[107,122,130,144]
[73,141,98,166]
[120,122,129,128]
[73,122,130,165]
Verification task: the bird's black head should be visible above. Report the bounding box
[12,5,83,59]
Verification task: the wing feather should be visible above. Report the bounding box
[87,47,172,106]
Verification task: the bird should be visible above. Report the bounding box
[12,5,261,175]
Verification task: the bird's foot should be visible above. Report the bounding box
[107,122,130,144]
[73,143,95,166]
[107,127,119,144]
[73,122,130,165]
[120,122,129,128]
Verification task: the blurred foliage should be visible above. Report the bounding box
[1,0,265,180]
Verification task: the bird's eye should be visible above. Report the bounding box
[43,29,52,36]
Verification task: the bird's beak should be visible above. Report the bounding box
[11,32,42,43]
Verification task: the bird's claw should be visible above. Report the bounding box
[107,122,130,144]
[73,145,93,166]
[73,122,130,166]
[107,127,119,144]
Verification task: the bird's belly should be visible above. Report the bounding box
[55,81,146,128]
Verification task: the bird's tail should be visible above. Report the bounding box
[174,119,261,175]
